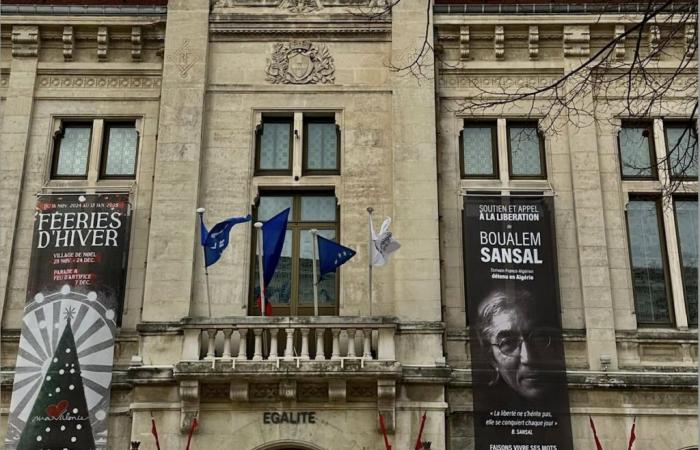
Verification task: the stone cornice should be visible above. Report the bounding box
[209,15,390,39]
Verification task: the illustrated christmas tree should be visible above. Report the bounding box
[17,308,96,450]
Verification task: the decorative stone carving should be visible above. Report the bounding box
[377,379,395,433]
[280,0,322,13]
[494,26,505,60]
[36,75,161,90]
[12,25,40,57]
[131,27,143,61]
[279,379,297,400]
[348,382,376,401]
[250,383,279,401]
[230,381,249,402]
[528,26,539,59]
[298,382,328,401]
[97,26,109,61]
[201,384,229,400]
[328,380,347,402]
[649,25,660,59]
[179,380,199,433]
[170,39,199,80]
[62,26,74,61]
[614,25,626,60]
[563,25,590,57]
[266,41,335,84]
[459,26,470,61]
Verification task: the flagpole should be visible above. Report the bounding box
[255,222,266,317]
[197,208,213,318]
[367,207,374,316]
[310,229,319,316]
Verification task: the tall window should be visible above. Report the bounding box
[664,121,698,179]
[101,122,139,178]
[618,122,656,179]
[621,117,698,328]
[51,119,139,181]
[507,122,546,178]
[303,116,339,174]
[626,198,673,325]
[251,193,339,316]
[255,112,340,177]
[52,122,93,179]
[674,199,698,326]
[255,116,293,174]
[460,119,546,180]
[460,122,498,178]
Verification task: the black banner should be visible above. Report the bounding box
[463,196,573,450]
[5,193,131,450]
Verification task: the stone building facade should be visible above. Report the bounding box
[0,1,696,449]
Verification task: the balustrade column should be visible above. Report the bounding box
[206,329,217,360]
[347,329,356,358]
[363,328,372,359]
[252,329,263,361]
[284,328,295,361]
[222,328,234,358]
[300,328,310,360]
[237,328,248,361]
[315,328,326,361]
[269,329,279,360]
[331,329,341,360]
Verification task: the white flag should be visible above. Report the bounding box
[370,217,401,267]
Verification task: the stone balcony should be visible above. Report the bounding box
[169,316,401,432]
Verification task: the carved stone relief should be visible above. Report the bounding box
[266,41,335,84]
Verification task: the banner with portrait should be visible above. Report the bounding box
[463,195,573,450]
[4,193,131,450]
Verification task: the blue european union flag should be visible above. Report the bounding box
[199,214,252,267]
[317,235,356,276]
[262,208,290,287]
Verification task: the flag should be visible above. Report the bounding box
[627,417,636,450]
[199,213,251,267]
[589,416,604,450]
[262,208,290,287]
[413,411,427,450]
[370,217,401,267]
[379,414,392,450]
[255,294,272,316]
[185,416,198,450]
[318,234,356,276]
[151,418,161,450]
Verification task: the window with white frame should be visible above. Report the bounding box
[460,119,546,181]
[254,112,340,177]
[621,118,698,328]
[50,119,140,181]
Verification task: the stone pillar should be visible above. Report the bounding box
[563,25,618,370]
[390,0,441,322]
[0,26,39,327]
[142,0,210,321]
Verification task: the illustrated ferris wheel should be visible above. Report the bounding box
[5,285,117,449]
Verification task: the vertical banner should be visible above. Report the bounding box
[463,195,573,450]
[4,193,131,450]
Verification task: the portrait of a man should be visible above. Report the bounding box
[474,289,565,405]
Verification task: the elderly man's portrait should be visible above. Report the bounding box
[474,289,565,404]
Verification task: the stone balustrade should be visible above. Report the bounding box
[180,316,398,365]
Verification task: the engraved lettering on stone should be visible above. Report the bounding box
[266,41,335,84]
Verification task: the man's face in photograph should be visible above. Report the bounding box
[486,305,555,401]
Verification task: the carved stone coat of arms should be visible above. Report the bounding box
[266,41,335,84]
